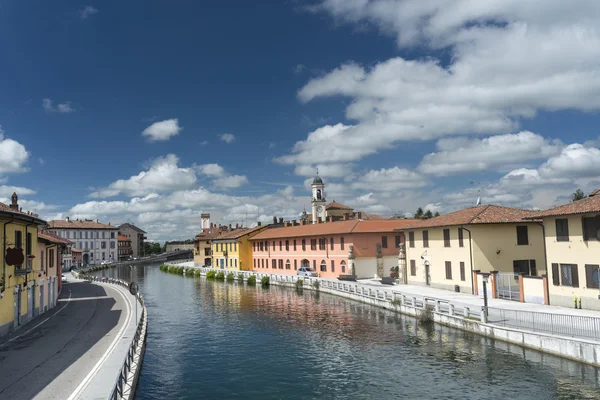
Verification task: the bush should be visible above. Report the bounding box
[419,304,434,325]
[195,269,203,277]
[237,273,244,281]
[247,275,257,285]
[206,270,217,279]
[185,268,195,276]
[216,271,225,280]
[312,279,320,291]
[160,264,168,272]
[390,298,402,308]
[176,266,185,275]
[226,272,235,281]
[261,276,270,286]
[296,278,303,289]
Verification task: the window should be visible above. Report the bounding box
[559,264,579,287]
[279,241,282,251]
[331,260,335,273]
[234,242,237,252]
[381,236,388,248]
[395,235,401,248]
[111,232,115,239]
[66,231,70,239]
[445,261,452,279]
[85,231,88,239]
[410,260,416,276]
[330,237,334,250]
[102,232,106,239]
[253,242,256,251]
[585,265,600,289]
[555,219,569,241]
[340,237,345,250]
[409,232,415,248]
[272,259,277,269]
[261,259,265,268]
[320,260,327,272]
[341,260,346,273]
[516,226,529,245]
[460,262,465,281]
[26,232,32,255]
[293,240,297,251]
[15,230,22,249]
[280,259,284,269]
[79,231,82,239]
[294,260,297,270]
[110,241,115,249]
[313,260,316,270]
[85,242,89,250]
[253,259,256,269]
[302,239,306,251]
[266,241,269,252]
[102,252,105,260]
[286,260,291,270]
[101,242,107,249]
[422,231,429,248]
[443,229,450,247]
[235,259,238,268]
[582,216,600,241]
[273,241,275,250]
[96,232,99,239]
[513,260,537,276]
[49,249,54,268]
[458,228,464,247]
[318,238,326,250]
[311,239,317,250]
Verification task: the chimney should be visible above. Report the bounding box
[357,212,363,220]
[284,221,290,228]
[279,217,283,224]
[301,220,306,226]
[273,216,277,224]
[343,213,349,221]
[236,223,239,229]
[316,218,321,224]
[328,216,334,223]
[292,220,297,226]
[10,192,18,211]
[257,221,262,226]
[66,216,70,222]
[95,218,99,223]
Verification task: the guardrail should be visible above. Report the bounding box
[78,274,148,400]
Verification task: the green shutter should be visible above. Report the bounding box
[551,263,559,286]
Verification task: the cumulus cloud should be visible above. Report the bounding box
[0,186,36,197]
[0,128,30,175]
[293,163,351,178]
[352,167,428,192]
[418,132,563,176]
[89,154,197,198]
[195,163,249,190]
[142,119,182,142]
[42,98,74,113]
[80,5,99,19]
[219,133,236,144]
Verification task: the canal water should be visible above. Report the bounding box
[98,264,600,399]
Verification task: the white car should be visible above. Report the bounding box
[61,274,67,282]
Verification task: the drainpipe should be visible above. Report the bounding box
[537,222,550,305]
[2,215,15,293]
[462,226,475,294]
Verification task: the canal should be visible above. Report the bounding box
[97,264,600,399]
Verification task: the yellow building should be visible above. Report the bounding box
[211,225,267,271]
[403,205,546,294]
[0,193,47,337]
[528,190,600,310]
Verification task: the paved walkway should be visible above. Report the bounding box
[0,273,139,400]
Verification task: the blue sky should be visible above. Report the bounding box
[1,1,600,241]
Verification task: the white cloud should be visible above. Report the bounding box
[89,154,197,198]
[293,163,351,178]
[42,98,74,113]
[195,163,226,178]
[80,5,99,20]
[0,128,29,175]
[539,144,600,179]
[219,133,236,144]
[142,119,182,142]
[38,158,45,165]
[418,131,563,176]
[195,163,249,190]
[351,167,428,192]
[199,140,209,146]
[353,192,378,206]
[0,186,36,197]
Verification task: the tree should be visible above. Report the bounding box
[434,211,441,217]
[572,189,586,202]
[414,207,424,218]
[424,210,433,219]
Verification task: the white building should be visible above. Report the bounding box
[48,217,119,266]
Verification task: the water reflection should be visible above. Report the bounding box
[94,265,600,400]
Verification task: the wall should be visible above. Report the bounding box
[54,228,119,264]
[471,223,546,275]
[544,215,600,310]
[522,276,545,305]
[165,243,194,253]
[193,239,212,266]
[211,240,240,270]
[405,227,472,293]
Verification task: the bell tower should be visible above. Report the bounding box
[311,170,326,224]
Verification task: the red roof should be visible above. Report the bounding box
[404,205,540,230]
[118,235,130,241]
[326,201,353,210]
[526,192,600,218]
[212,225,266,240]
[0,201,45,223]
[38,231,72,245]
[49,219,117,229]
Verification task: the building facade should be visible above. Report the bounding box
[528,190,600,310]
[404,205,546,294]
[250,220,413,279]
[118,223,146,258]
[211,226,268,271]
[48,217,119,266]
[118,235,133,261]
[38,231,71,310]
[165,241,195,253]
[0,193,47,337]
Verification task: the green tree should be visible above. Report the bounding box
[571,189,586,202]
[434,211,441,217]
[424,210,433,219]
[414,207,424,218]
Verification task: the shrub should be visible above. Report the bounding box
[206,270,217,279]
[160,264,167,272]
[185,268,195,276]
[177,266,185,275]
[216,271,225,280]
[260,276,270,286]
[226,272,235,281]
[390,298,402,308]
[237,273,244,281]
[247,275,257,285]
[312,279,320,290]
[295,278,303,289]
[195,269,203,277]
[419,304,434,324]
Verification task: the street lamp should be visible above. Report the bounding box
[481,273,489,320]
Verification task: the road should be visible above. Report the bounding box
[0,275,132,400]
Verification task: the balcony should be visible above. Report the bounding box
[14,259,33,276]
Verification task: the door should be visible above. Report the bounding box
[220,259,224,269]
[83,253,89,265]
[29,284,36,318]
[40,283,45,314]
[14,285,21,328]
[425,264,431,286]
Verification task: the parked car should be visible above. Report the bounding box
[297,267,318,277]
[61,274,67,282]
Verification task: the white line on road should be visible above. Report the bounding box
[0,288,72,349]
[66,283,133,400]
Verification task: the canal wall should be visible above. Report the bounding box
[187,267,600,368]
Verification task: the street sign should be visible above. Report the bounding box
[129,282,139,296]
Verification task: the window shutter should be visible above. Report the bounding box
[513,260,519,275]
[551,263,559,285]
[571,265,579,288]
[529,259,537,276]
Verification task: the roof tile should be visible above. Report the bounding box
[49,220,117,229]
[404,205,539,229]
[527,192,600,218]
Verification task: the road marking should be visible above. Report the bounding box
[0,288,72,348]
[66,283,133,400]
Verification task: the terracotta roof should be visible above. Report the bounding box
[38,231,72,245]
[527,193,600,218]
[326,201,353,210]
[0,201,45,223]
[250,219,416,240]
[404,205,539,230]
[49,219,117,229]
[364,214,387,220]
[195,229,225,240]
[212,225,266,240]
[118,235,130,241]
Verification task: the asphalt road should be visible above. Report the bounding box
[0,277,130,400]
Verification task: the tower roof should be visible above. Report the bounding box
[312,175,324,185]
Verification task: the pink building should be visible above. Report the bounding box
[250,219,415,279]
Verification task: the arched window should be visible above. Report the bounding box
[285,260,291,270]
[340,260,346,273]
[320,260,327,272]
[316,189,322,200]
[301,259,310,269]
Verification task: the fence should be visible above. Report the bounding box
[77,273,148,400]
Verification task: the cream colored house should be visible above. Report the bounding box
[402,205,546,294]
[527,190,600,310]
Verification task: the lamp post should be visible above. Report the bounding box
[482,274,489,321]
